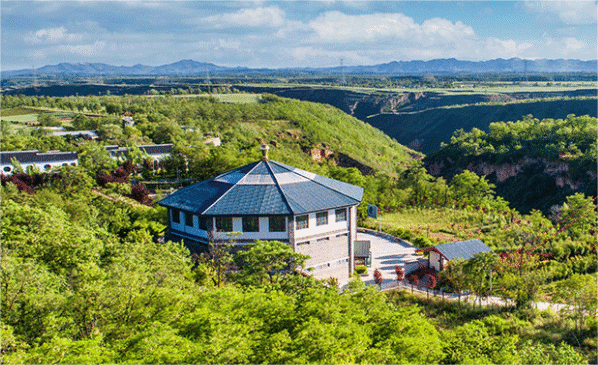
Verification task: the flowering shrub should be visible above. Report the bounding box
[395,265,405,281]
[373,268,383,286]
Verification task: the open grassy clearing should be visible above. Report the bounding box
[163,93,260,103]
[362,206,500,245]
[0,114,39,123]
[0,107,39,117]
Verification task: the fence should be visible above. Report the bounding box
[357,227,415,247]
[370,278,517,307]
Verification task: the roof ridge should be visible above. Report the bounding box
[265,161,296,215]
[200,162,262,214]
[271,161,361,203]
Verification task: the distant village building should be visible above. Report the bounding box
[158,145,363,281]
[416,239,493,271]
[122,115,135,129]
[0,150,78,175]
[106,144,173,161]
[204,137,221,147]
[52,130,99,140]
[1,144,172,175]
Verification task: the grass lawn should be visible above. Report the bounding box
[0,114,39,123]
[362,206,499,244]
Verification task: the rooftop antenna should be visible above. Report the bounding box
[340,58,346,86]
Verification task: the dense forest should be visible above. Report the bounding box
[1,93,596,363]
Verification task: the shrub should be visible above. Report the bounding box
[374,268,383,286]
[354,266,368,275]
[130,184,151,205]
[395,265,405,281]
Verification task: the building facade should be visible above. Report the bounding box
[158,152,363,281]
[0,150,78,175]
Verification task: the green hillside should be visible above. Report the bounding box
[1,94,421,177]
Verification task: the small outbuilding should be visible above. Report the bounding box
[416,239,493,271]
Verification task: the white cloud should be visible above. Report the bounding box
[563,37,587,52]
[307,12,476,46]
[483,38,534,59]
[543,36,589,56]
[59,41,107,57]
[202,6,285,28]
[25,26,82,44]
[525,1,597,25]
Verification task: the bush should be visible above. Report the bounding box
[354,266,368,275]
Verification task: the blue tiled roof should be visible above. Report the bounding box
[158,160,363,215]
[434,239,493,261]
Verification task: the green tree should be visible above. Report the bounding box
[554,274,598,333]
[451,170,495,205]
[234,240,309,287]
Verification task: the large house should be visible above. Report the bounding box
[158,146,363,281]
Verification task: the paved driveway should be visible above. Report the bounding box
[339,231,425,288]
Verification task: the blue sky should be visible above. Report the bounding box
[2,1,596,71]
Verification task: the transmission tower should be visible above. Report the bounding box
[340,58,346,86]
[205,65,211,93]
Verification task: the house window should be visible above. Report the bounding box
[44,164,51,170]
[335,208,347,222]
[215,217,233,232]
[243,216,259,232]
[316,211,328,226]
[269,216,286,232]
[185,212,194,227]
[296,215,308,230]
[172,209,180,224]
[3,166,11,172]
[199,217,211,231]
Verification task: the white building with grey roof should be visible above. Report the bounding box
[0,150,78,175]
[158,146,363,281]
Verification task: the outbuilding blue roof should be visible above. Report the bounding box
[158,160,363,215]
[434,239,493,261]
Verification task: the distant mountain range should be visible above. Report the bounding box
[3,58,596,77]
